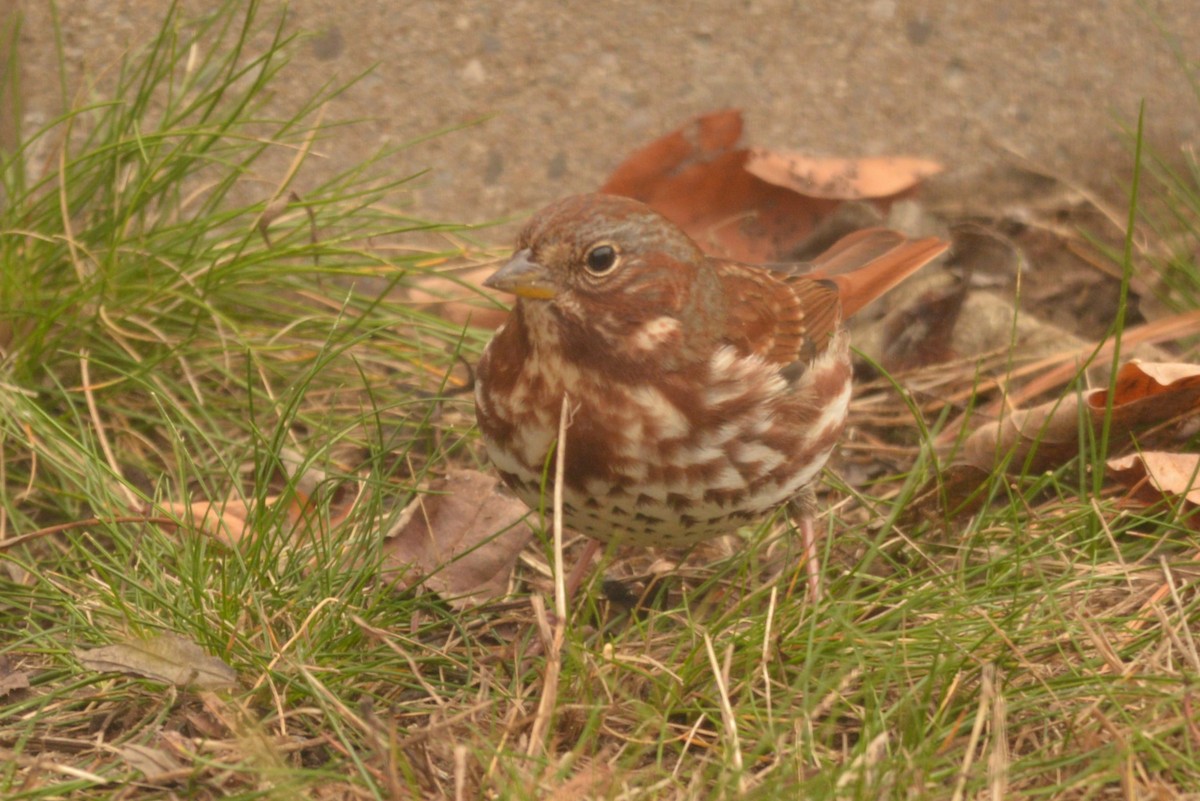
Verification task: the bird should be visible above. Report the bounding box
[474,193,947,597]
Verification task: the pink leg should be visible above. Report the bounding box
[790,485,822,601]
[799,511,822,601]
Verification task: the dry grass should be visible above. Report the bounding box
[2,4,1200,800]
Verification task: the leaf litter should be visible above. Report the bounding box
[381,469,534,608]
[74,634,237,690]
[11,99,1200,798]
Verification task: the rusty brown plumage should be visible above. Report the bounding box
[474,193,947,594]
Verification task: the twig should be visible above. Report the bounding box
[1160,556,1200,673]
[671,716,709,781]
[79,350,140,510]
[0,516,176,551]
[526,394,572,757]
[454,744,469,801]
[761,585,778,729]
[988,669,1009,801]
[951,663,995,801]
[704,632,745,793]
[553,393,570,623]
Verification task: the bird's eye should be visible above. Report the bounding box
[584,244,619,276]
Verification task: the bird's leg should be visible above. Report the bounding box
[788,485,822,601]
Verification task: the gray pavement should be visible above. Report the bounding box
[7,1,1199,228]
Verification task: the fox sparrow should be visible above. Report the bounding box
[475,194,946,592]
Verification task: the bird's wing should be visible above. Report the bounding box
[803,227,948,318]
[715,261,842,366]
[716,227,947,365]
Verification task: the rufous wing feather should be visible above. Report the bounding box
[716,262,841,365]
[807,228,948,319]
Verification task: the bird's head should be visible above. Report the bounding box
[485,194,706,322]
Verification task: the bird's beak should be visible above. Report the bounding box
[483,249,558,300]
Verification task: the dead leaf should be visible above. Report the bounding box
[602,107,744,192]
[0,655,30,698]
[959,392,1087,478]
[1088,361,1200,416]
[75,633,238,690]
[601,109,941,264]
[600,109,840,263]
[402,261,510,331]
[981,310,1200,413]
[931,361,1200,514]
[745,150,942,200]
[115,743,184,780]
[1108,452,1200,506]
[876,278,968,371]
[975,361,1200,472]
[159,449,356,546]
[382,469,533,608]
[159,498,258,545]
[921,462,997,520]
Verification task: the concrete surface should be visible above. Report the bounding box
[7,1,1199,229]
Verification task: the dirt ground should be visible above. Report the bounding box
[5,1,1198,232]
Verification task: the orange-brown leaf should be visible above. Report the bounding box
[601,108,745,196]
[601,110,941,265]
[745,150,942,200]
[1087,361,1200,416]
[159,499,259,546]
[1108,451,1200,507]
[935,361,1200,513]
[601,110,840,263]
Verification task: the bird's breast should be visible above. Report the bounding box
[476,322,853,544]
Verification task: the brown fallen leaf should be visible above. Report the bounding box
[875,277,968,372]
[158,498,259,545]
[1107,451,1200,533]
[115,743,184,781]
[922,462,997,520]
[745,150,942,201]
[601,109,941,264]
[1108,451,1200,507]
[602,107,744,194]
[1088,361,1200,416]
[382,469,533,608]
[960,393,1082,477]
[931,361,1200,514]
[402,260,510,331]
[75,633,238,690]
[600,109,837,263]
[0,654,30,698]
[974,361,1200,473]
[159,448,356,546]
[978,309,1200,414]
